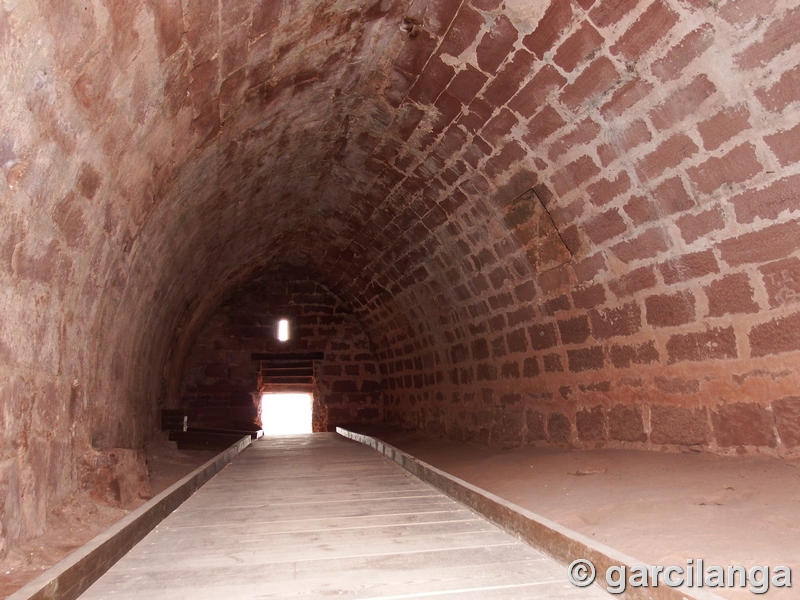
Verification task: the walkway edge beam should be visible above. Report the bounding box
[7,435,253,600]
[337,428,725,600]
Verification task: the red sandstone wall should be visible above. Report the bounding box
[180,275,382,431]
[0,0,408,558]
[300,0,800,455]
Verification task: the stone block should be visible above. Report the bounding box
[666,326,737,363]
[608,405,647,442]
[650,405,710,445]
[711,402,777,448]
[773,396,800,447]
[547,412,571,444]
[576,406,606,441]
[526,410,546,442]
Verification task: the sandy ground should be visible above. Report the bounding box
[375,429,800,599]
[144,434,218,497]
[0,434,217,599]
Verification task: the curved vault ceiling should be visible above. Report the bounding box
[2,0,798,451]
[95,0,555,418]
[2,0,551,448]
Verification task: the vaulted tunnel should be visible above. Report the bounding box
[1,0,799,563]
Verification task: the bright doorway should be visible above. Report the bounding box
[261,393,313,435]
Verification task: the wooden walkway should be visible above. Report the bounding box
[79,434,607,599]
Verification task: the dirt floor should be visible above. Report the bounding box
[0,434,217,599]
[375,429,799,599]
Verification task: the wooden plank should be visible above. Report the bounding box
[162,496,460,526]
[77,434,611,600]
[259,360,314,368]
[88,543,541,584]
[80,548,564,600]
[259,383,314,391]
[115,523,510,563]
[160,410,186,432]
[151,515,484,541]
[260,376,314,384]
[252,352,324,360]
[186,427,263,439]
[82,557,562,599]
[259,366,314,376]
[167,431,245,450]
[140,516,488,551]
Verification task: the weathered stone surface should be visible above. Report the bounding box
[547,413,572,444]
[609,341,659,368]
[666,327,738,363]
[705,273,760,316]
[525,409,546,441]
[654,376,700,395]
[78,449,152,509]
[590,302,641,339]
[760,258,800,307]
[773,396,800,448]
[501,402,525,446]
[576,406,606,441]
[711,403,777,448]
[749,312,800,357]
[608,405,647,442]
[650,405,710,445]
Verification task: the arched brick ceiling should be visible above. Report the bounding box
[2,0,800,549]
[3,0,427,450]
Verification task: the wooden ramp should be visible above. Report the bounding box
[79,433,606,599]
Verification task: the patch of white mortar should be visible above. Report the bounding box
[502,0,547,33]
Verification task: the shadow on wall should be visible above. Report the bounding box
[179,272,383,432]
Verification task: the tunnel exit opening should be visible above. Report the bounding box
[261,393,313,435]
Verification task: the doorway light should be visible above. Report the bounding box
[261,393,312,435]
